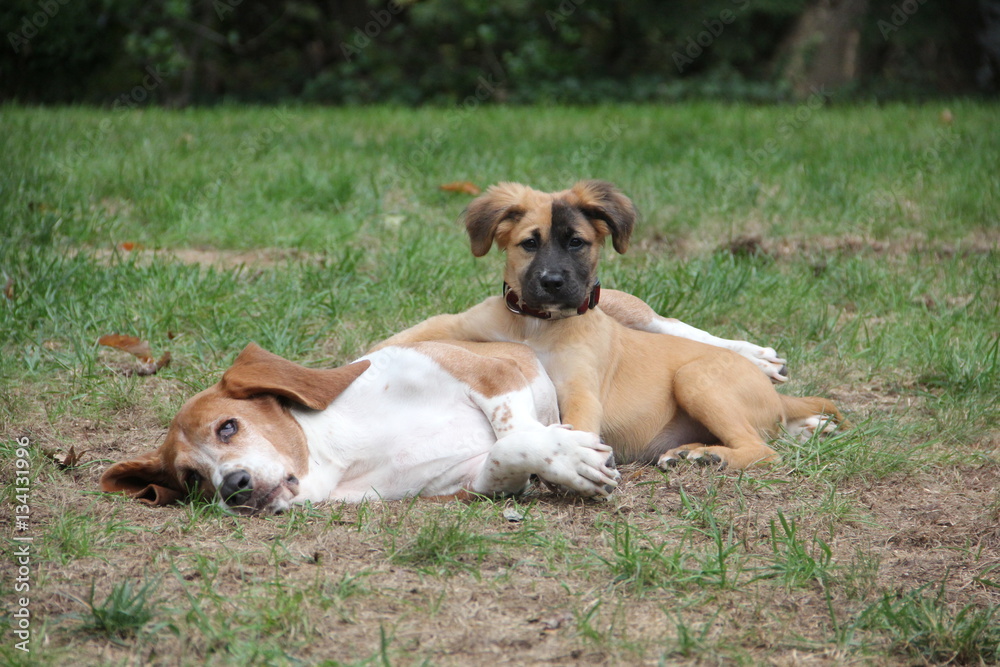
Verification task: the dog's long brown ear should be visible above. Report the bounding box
[100,451,185,506]
[570,180,637,253]
[463,182,530,257]
[220,343,370,411]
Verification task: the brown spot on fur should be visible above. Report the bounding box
[404,341,539,398]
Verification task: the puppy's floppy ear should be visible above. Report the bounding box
[220,343,370,411]
[463,182,530,257]
[100,450,185,506]
[570,180,637,254]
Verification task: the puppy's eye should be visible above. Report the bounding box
[184,470,203,489]
[568,237,586,249]
[520,238,538,251]
[217,419,238,443]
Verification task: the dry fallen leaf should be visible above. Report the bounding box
[439,181,482,195]
[99,334,153,359]
[98,334,171,375]
[3,276,13,300]
[140,351,172,376]
[45,445,87,469]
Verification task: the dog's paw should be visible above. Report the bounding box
[659,444,779,470]
[658,447,727,470]
[538,427,620,497]
[730,343,788,383]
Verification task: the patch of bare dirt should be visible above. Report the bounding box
[5,387,999,664]
[743,232,997,260]
[84,246,325,270]
[636,230,998,260]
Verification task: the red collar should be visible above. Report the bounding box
[503,280,601,320]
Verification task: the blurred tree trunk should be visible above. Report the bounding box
[173,0,218,107]
[776,0,871,98]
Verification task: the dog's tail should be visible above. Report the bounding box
[780,395,850,429]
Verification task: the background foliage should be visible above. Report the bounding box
[2,0,996,105]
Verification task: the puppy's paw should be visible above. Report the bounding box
[730,343,788,383]
[785,414,839,441]
[659,444,779,470]
[658,447,727,470]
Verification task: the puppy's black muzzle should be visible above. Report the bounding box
[523,260,590,311]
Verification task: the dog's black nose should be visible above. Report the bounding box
[221,470,253,506]
[539,272,564,293]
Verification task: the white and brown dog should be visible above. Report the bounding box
[101,341,622,514]
[375,181,844,470]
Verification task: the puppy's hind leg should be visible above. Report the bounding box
[657,429,779,471]
[657,360,783,470]
[782,395,846,441]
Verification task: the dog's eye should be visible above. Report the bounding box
[567,237,586,249]
[217,419,238,443]
[184,470,203,489]
[519,238,538,251]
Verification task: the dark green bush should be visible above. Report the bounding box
[0,0,991,104]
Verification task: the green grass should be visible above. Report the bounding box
[384,501,525,576]
[77,578,160,639]
[758,510,834,589]
[38,505,137,566]
[0,102,997,665]
[859,587,1000,664]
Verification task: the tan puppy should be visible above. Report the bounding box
[375,181,843,469]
